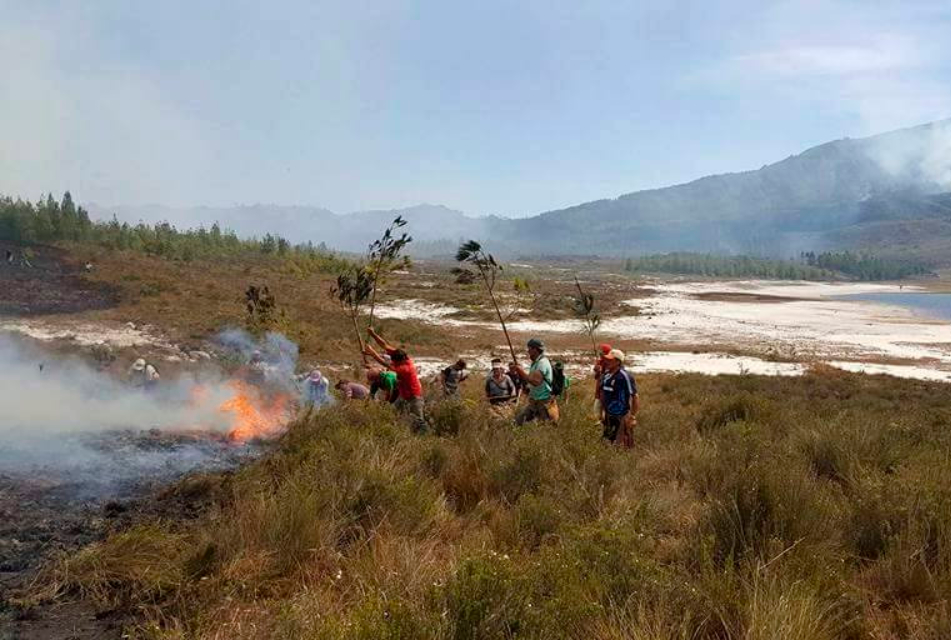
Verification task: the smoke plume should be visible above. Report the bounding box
[0,336,230,436]
[864,120,951,190]
[0,331,299,496]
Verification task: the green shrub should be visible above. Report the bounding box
[514,494,564,550]
[444,554,525,640]
[696,392,777,434]
[428,397,467,437]
[490,446,543,504]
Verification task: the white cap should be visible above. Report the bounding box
[604,349,625,363]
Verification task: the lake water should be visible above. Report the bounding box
[839,292,951,321]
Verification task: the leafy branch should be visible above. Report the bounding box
[572,277,601,356]
[365,216,413,334]
[329,266,374,355]
[454,240,523,362]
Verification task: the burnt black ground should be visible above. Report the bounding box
[0,242,116,316]
[0,431,251,639]
[0,475,124,640]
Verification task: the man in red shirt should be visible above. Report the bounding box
[593,343,612,416]
[364,327,429,433]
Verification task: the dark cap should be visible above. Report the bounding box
[527,338,545,350]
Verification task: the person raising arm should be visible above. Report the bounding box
[363,328,430,433]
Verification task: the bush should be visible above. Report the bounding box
[696,392,777,434]
[427,397,467,437]
[444,554,525,640]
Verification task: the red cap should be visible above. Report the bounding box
[598,343,612,356]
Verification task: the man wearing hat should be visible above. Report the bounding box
[599,349,639,447]
[512,338,559,425]
[128,357,160,391]
[301,369,334,408]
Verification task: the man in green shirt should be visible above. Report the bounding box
[512,338,560,425]
[366,367,398,403]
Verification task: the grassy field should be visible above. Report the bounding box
[56,246,646,366]
[35,368,951,639]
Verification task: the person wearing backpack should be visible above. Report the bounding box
[512,338,560,425]
[551,360,570,403]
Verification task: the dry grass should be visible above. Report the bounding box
[29,369,951,639]
[61,247,649,366]
[66,246,463,362]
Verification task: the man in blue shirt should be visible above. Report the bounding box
[600,349,639,446]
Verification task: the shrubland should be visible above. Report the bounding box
[38,369,951,639]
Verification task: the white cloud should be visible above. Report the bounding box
[735,38,922,76]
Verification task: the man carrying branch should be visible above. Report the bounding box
[363,327,430,433]
[511,338,560,425]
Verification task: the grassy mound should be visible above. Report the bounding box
[41,371,951,639]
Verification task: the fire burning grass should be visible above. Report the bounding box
[0,336,298,637]
[217,379,294,442]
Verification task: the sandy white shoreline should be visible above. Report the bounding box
[373,280,951,382]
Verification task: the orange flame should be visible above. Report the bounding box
[218,379,292,442]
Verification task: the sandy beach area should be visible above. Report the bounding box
[374,280,951,382]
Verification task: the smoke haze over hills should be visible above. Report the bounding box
[88,120,951,262]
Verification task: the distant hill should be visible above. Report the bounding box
[494,119,951,259]
[89,120,951,263]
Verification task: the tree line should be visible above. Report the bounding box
[624,251,931,281]
[0,192,348,272]
[799,251,930,281]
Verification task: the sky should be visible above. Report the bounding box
[1,0,950,217]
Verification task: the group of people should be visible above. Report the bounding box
[122,327,639,447]
[326,327,640,446]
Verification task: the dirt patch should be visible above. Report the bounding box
[0,242,117,316]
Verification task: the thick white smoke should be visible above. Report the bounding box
[216,328,300,392]
[865,120,951,190]
[0,336,231,436]
[0,330,301,496]
[0,329,302,437]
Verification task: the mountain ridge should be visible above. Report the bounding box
[88,119,951,260]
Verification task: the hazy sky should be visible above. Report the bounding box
[2,1,950,216]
